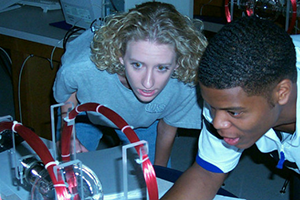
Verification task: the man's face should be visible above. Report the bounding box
[200,84,280,149]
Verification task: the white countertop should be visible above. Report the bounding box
[0,5,68,48]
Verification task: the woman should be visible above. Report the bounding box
[53,1,207,167]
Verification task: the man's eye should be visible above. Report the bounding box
[228,111,241,117]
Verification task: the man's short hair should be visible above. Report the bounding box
[198,16,296,97]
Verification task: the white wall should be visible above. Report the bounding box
[124,0,194,19]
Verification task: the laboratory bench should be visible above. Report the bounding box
[0,138,242,200]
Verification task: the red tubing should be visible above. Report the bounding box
[224,0,231,22]
[0,122,70,200]
[287,0,297,34]
[0,102,159,199]
[225,0,254,23]
[61,103,159,200]
[225,0,297,34]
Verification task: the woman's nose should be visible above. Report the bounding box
[142,69,154,89]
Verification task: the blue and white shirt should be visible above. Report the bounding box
[196,36,300,174]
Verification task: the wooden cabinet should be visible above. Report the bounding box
[0,34,64,139]
[194,0,224,17]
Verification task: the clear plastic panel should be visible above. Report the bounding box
[122,140,148,200]
[31,160,103,200]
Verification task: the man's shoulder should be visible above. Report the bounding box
[291,35,300,47]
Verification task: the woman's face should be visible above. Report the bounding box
[119,40,178,103]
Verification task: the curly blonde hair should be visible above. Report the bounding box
[91,1,207,86]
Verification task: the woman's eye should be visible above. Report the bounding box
[132,62,142,68]
[157,65,168,71]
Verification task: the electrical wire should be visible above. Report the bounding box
[17,37,64,123]
[63,27,84,52]
[200,0,213,16]
[0,47,12,65]
[0,47,12,78]
[108,0,118,12]
[49,39,63,70]
[18,54,33,123]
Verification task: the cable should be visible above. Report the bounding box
[17,36,66,127]
[109,0,118,12]
[49,39,63,70]
[0,47,12,65]
[0,47,12,78]
[63,27,84,52]
[17,37,64,123]
[18,54,33,123]
[200,0,213,16]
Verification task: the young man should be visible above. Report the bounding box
[162,16,300,199]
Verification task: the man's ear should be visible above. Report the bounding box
[275,79,293,105]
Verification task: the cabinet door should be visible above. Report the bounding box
[12,53,61,139]
[1,35,64,139]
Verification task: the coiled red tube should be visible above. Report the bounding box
[0,122,70,200]
[61,103,159,200]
